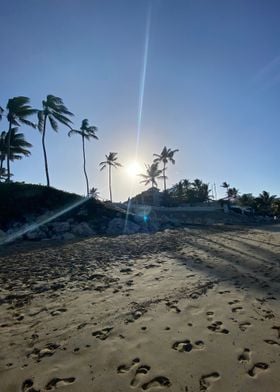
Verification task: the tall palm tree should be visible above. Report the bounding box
[68,119,98,195]
[139,162,163,189]
[6,97,36,181]
[99,152,122,202]
[38,95,73,187]
[153,146,179,191]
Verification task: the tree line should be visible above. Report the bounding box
[0,96,279,214]
[0,95,122,198]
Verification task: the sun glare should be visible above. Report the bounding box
[126,161,142,177]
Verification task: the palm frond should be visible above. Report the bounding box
[49,115,58,132]
[52,112,73,127]
[19,118,37,128]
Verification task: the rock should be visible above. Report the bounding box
[26,229,46,240]
[51,221,70,233]
[106,218,140,235]
[71,222,95,236]
[62,232,76,241]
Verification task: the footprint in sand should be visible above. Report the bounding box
[239,322,251,332]
[45,377,76,390]
[207,321,229,334]
[228,300,240,306]
[50,308,67,317]
[264,339,280,346]
[131,365,151,387]
[28,342,60,361]
[248,363,269,377]
[142,376,171,390]
[165,301,181,313]
[238,348,251,363]
[206,311,214,321]
[272,326,280,338]
[92,327,113,340]
[117,360,170,390]
[199,372,220,391]
[231,306,243,313]
[117,358,140,373]
[172,339,205,353]
[21,379,38,392]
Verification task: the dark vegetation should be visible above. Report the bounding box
[0,182,130,232]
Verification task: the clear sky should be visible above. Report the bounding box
[1,0,279,201]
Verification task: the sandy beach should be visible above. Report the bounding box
[0,225,279,392]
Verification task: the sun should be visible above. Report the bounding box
[126,161,142,177]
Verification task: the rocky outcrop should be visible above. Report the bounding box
[106,218,140,235]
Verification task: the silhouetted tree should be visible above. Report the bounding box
[99,152,122,202]
[153,146,179,191]
[5,97,36,181]
[139,162,163,189]
[255,191,276,215]
[68,119,98,195]
[89,187,100,199]
[0,128,32,181]
[38,95,73,187]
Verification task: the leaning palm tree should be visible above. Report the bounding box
[139,162,163,189]
[99,152,122,202]
[153,146,179,191]
[6,97,36,181]
[38,95,73,187]
[68,119,98,195]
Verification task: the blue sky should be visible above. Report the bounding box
[1,0,280,201]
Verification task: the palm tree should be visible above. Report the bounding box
[90,187,100,199]
[221,181,230,194]
[228,187,239,200]
[99,152,122,202]
[38,95,73,187]
[68,119,98,195]
[255,191,277,214]
[0,128,32,181]
[139,162,163,189]
[6,97,36,181]
[153,146,179,191]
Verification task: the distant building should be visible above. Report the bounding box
[128,187,162,206]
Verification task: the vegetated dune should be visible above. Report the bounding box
[0,225,279,391]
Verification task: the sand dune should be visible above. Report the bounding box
[0,225,279,391]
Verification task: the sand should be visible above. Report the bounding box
[0,225,279,392]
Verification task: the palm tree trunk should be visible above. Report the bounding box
[6,121,12,182]
[163,162,166,192]
[42,115,50,187]
[82,135,89,195]
[0,158,4,181]
[109,165,112,202]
